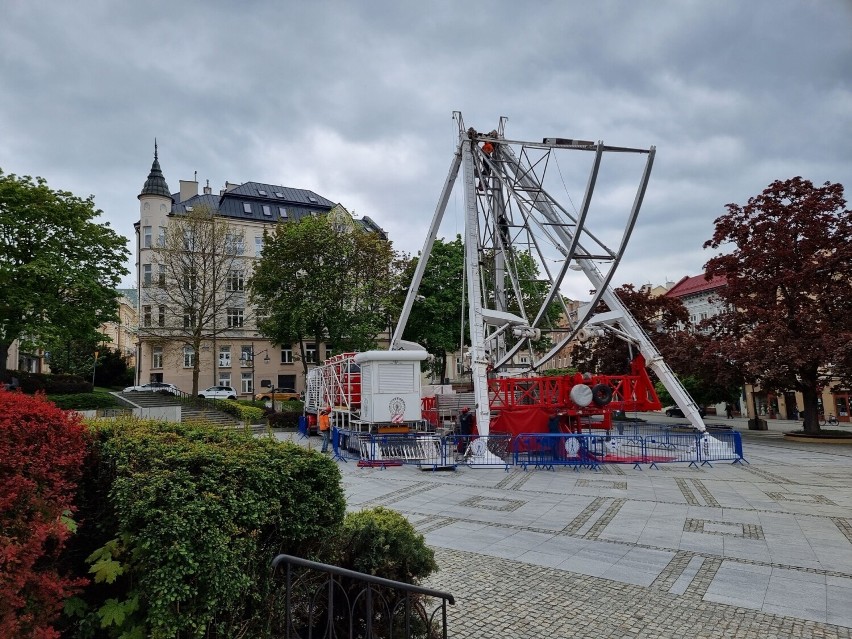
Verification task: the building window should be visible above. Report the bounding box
[255,236,263,256]
[243,202,252,214]
[219,346,231,368]
[183,270,197,291]
[279,207,288,219]
[218,371,231,387]
[227,270,244,292]
[158,264,166,287]
[152,347,163,369]
[241,345,252,367]
[227,308,244,328]
[183,230,194,251]
[184,308,196,328]
[225,232,245,255]
[157,226,166,247]
[158,305,165,327]
[241,372,252,394]
[281,347,293,364]
[262,205,272,217]
[305,343,317,364]
[456,356,464,375]
[143,226,152,248]
[184,346,195,368]
[142,264,152,286]
[142,305,152,327]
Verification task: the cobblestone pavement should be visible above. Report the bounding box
[279,423,852,637]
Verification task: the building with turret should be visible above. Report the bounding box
[133,146,383,396]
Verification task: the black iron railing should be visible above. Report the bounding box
[271,554,454,639]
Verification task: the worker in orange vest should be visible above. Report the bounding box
[319,408,331,453]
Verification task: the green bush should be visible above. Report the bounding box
[285,507,439,638]
[47,390,121,411]
[62,418,346,638]
[267,410,301,429]
[333,507,437,582]
[217,399,265,424]
[0,370,91,394]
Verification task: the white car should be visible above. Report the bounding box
[198,385,238,400]
[123,382,181,395]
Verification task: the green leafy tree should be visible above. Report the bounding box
[0,170,129,369]
[250,214,399,379]
[703,177,852,433]
[400,236,466,382]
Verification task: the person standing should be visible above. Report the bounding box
[725,403,734,419]
[458,407,474,454]
[319,408,331,453]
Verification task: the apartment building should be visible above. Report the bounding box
[133,148,381,396]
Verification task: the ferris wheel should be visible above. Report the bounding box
[391,112,705,436]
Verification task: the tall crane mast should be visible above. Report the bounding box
[391,113,706,441]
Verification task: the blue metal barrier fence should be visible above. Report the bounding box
[330,426,745,470]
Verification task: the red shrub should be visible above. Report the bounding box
[0,391,88,639]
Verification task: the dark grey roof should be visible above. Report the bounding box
[356,215,388,240]
[138,148,172,200]
[170,180,335,224]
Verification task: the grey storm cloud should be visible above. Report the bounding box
[1,0,851,295]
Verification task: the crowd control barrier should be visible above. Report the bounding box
[330,426,745,470]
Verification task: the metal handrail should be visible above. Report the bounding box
[271,553,454,639]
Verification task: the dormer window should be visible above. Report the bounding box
[262,205,272,217]
[258,189,267,196]
[274,192,284,198]
[185,205,194,211]
[279,207,288,219]
[243,203,252,214]
[308,196,318,203]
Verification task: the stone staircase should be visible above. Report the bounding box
[116,392,241,427]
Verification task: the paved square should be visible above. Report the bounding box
[278,419,852,637]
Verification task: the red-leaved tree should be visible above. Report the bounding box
[703,177,852,433]
[0,390,88,638]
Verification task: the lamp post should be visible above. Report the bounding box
[240,346,270,399]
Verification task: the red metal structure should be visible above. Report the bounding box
[422,355,661,436]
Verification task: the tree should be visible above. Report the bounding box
[703,177,852,433]
[400,236,466,382]
[570,284,688,374]
[250,213,399,380]
[0,170,129,369]
[144,206,252,395]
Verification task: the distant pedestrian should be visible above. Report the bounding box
[319,408,331,453]
[725,403,734,419]
[458,407,474,454]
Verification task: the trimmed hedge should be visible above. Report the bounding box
[62,418,346,638]
[217,399,265,424]
[266,411,301,429]
[47,390,122,411]
[0,391,88,639]
[0,371,91,394]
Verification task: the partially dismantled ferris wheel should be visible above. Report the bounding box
[391,112,705,437]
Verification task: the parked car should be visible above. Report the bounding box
[255,387,301,402]
[664,405,707,418]
[123,382,181,395]
[198,385,237,400]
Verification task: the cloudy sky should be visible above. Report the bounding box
[2,1,850,298]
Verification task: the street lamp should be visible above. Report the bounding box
[240,346,270,399]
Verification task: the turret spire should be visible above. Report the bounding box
[138,140,173,200]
